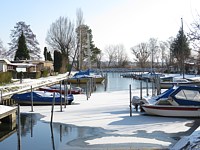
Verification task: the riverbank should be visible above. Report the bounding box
[20,90,197,149]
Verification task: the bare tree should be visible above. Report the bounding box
[148,38,158,70]
[104,44,128,67]
[188,13,200,51]
[46,16,75,73]
[131,43,150,68]
[115,45,129,67]
[96,51,103,68]
[76,8,85,70]
[68,8,85,71]
[104,45,117,67]
[159,41,170,71]
[76,8,84,28]
[0,39,6,58]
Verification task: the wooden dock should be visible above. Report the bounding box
[0,105,16,123]
[0,73,71,105]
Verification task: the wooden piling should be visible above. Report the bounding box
[64,80,67,108]
[129,84,132,117]
[17,104,21,150]
[31,86,33,112]
[51,92,55,123]
[140,80,142,100]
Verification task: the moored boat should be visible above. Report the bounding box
[142,104,200,117]
[68,69,105,84]
[11,91,74,105]
[39,84,83,94]
[141,86,200,117]
[160,77,200,89]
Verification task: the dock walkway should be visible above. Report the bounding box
[0,72,71,101]
[0,105,16,123]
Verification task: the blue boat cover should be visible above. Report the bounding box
[155,86,176,101]
[74,69,90,77]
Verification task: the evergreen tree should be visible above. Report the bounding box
[76,25,101,69]
[14,32,30,60]
[54,50,62,72]
[47,51,53,61]
[44,47,53,61]
[170,25,191,74]
[44,47,47,60]
[7,21,41,60]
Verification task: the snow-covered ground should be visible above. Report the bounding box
[20,90,200,149]
[1,72,200,149]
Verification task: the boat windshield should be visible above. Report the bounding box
[174,89,200,101]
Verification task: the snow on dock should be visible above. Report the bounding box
[0,105,16,123]
[0,72,70,98]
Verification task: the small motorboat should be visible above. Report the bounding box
[39,84,83,94]
[142,103,200,117]
[11,91,74,105]
[67,69,105,84]
[141,86,200,117]
[160,77,200,89]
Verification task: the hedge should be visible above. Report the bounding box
[0,72,12,84]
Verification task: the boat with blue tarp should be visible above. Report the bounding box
[11,91,74,105]
[141,86,200,117]
[68,69,105,84]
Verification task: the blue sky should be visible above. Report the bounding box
[0,0,200,59]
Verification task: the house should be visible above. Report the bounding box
[22,60,54,72]
[0,59,11,72]
[0,59,54,73]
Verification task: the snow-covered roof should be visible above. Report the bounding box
[10,63,36,68]
[0,58,11,64]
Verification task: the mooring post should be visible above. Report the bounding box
[60,124,62,142]
[51,92,55,123]
[60,81,62,112]
[17,104,21,150]
[146,79,149,96]
[64,80,66,108]
[140,80,142,100]
[70,83,72,95]
[89,78,92,97]
[31,86,33,112]
[31,114,33,137]
[129,84,132,117]
[86,81,89,100]
[152,78,154,96]
[50,123,55,150]
[65,80,69,104]
[157,76,161,95]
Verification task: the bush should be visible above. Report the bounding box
[41,69,49,77]
[0,72,12,85]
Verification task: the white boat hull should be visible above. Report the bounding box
[142,105,200,117]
